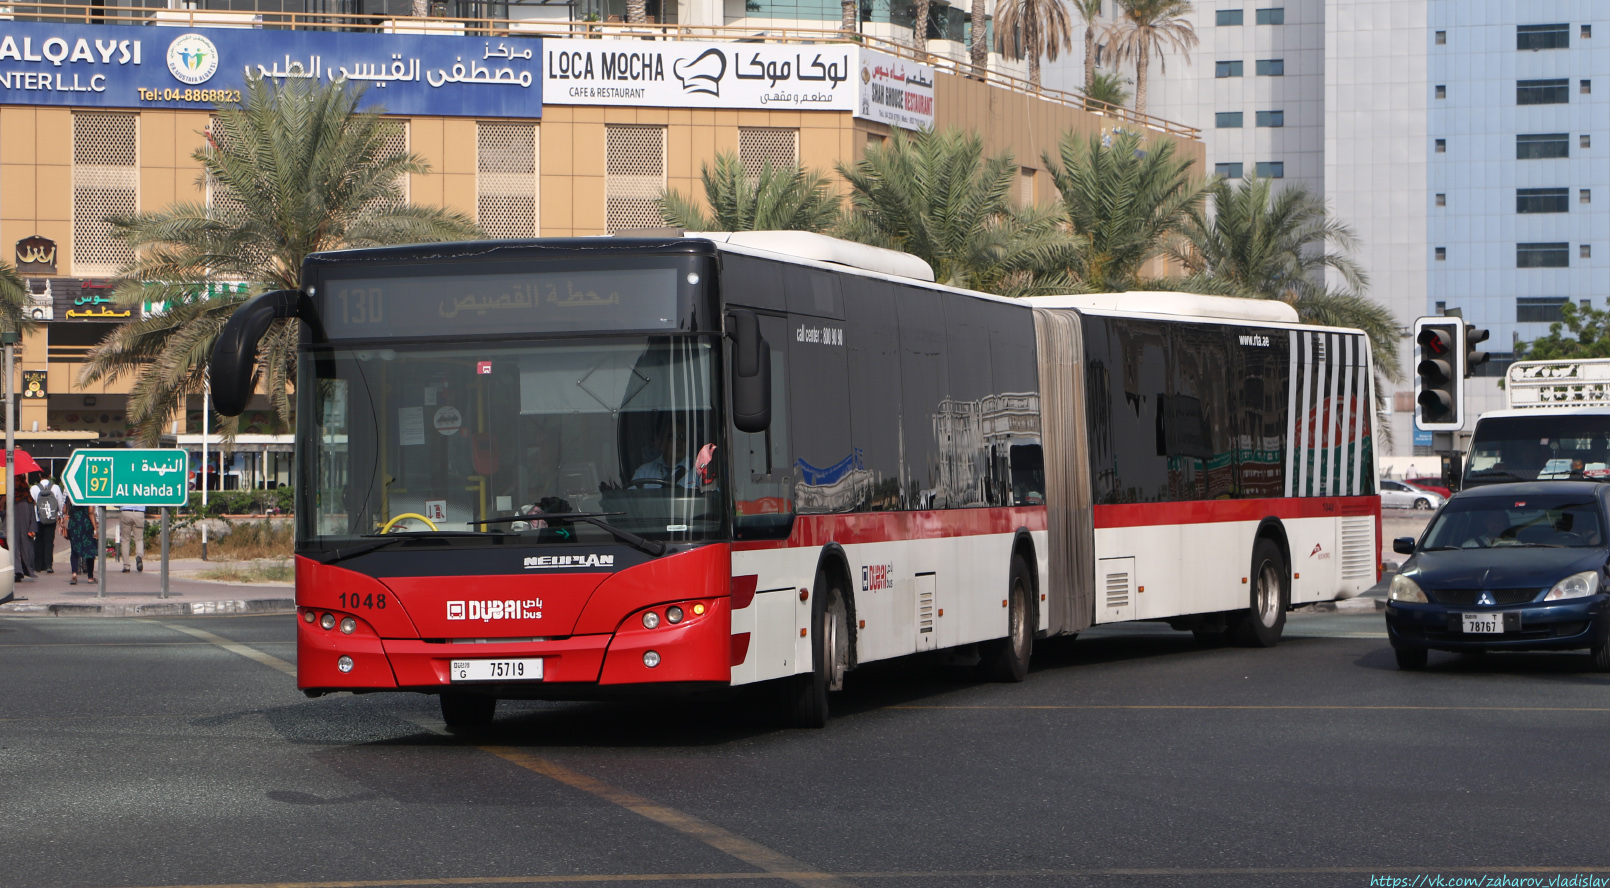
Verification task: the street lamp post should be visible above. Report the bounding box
[201,374,209,561]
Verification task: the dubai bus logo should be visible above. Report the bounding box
[447,600,543,621]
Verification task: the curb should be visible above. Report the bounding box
[1295,598,1388,614]
[0,598,296,618]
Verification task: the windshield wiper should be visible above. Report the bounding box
[1467,469,1527,481]
[307,530,508,566]
[1422,545,1460,551]
[471,511,666,557]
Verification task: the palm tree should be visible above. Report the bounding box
[913,0,932,55]
[659,152,842,233]
[1086,70,1131,109]
[1045,129,1207,291]
[1071,0,1103,93]
[82,76,482,445]
[0,263,36,339]
[970,0,989,74]
[845,0,858,38]
[836,127,1081,296]
[995,0,1075,88]
[1105,0,1197,115]
[626,0,647,24]
[1169,175,1401,379]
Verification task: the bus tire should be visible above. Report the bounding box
[978,556,1034,682]
[1231,538,1287,648]
[440,692,496,728]
[782,570,847,729]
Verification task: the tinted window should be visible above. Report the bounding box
[896,285,951,509]
[1518,79,1570,104]
[1517,23,1569,50]
[1517,188,1570,213]
[1255,7,1283,24]
[1231,328,1290,497]
[1517,133,1570,159]
[1084,316,1171,504]
[1216,60,1244,77]
[984,300,1044,507]
[1423,495,1603,549]
[788,312,854,514]
[1256,59,1284,75]
[721,253,787,312]
[785,266,844,319]
[730,314,794,539]
[1216,112,1244,128]
[1215,8,1243,25]
[1518,242,1570,268]
[844,279,904,511]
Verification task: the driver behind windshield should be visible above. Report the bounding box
[633,418,714,490]
[1462,510,1511,548]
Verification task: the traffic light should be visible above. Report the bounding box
[1414,317,1464,430]
[1464,324,1490,377]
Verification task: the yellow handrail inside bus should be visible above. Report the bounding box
[381,513,438,533]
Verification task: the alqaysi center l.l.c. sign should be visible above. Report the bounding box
[541,40,934,130]
[0,20,541,118]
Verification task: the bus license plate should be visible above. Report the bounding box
[449,658,544,682]
[1461,614,1503,634]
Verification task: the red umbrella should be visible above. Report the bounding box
[2,448,43,476]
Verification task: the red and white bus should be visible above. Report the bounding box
[211,231,1380,727]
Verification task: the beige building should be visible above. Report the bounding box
[0,23,1199,483]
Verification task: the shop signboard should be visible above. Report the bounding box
[542,39,934,129]
[0,21,541,117]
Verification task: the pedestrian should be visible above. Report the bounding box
[7,486,38,582]
[31,476,64,575]
[62,497,97,585]
[119,503,146,573]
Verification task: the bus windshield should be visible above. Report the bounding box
[297,336,724,548]
[1465,415,1610,486]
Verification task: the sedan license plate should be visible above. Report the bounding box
[449,658,543,682]
[1461,613,1504,634]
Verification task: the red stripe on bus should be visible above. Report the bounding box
[732,507,1049,551]
[1092,496,1380,529]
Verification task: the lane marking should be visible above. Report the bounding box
[0,642,255,648]
[890,704,1610,711]
[482,747,855,888]
[99,864,1610,888]
[154,621,297,676]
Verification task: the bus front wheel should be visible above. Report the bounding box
[782,570,847,729]
[441,692,497,729]
[1231,538,1288,648]
[978,556,1034,682]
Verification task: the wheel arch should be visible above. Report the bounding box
[1011,528,1043,638]
[815,544,859,669]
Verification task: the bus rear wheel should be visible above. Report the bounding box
[782,570,848,729]
[1230,538,1287,648]
[440,692,497,728]
[978,556,1033,682]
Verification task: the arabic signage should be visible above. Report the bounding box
[21,371,46,400]
[64,448,190,507]
[541,40,934,128]
[857,49,935,130]
[52,280,131,321]
[15,236,57,275]
[0,21,541,118]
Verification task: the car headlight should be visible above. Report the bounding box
[1389,574,1427,603]
[1544,571,1601,601]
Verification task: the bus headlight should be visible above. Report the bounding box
[339,617,357,635]
[643,651,660,668]
[666,606,684,624]
[1389,574,1427,603]
[1545,571,1600,601]
[321,613,337,630]
[642,611,660,630]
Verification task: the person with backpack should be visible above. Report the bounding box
[30,477,64,574]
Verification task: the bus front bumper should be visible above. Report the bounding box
[298,597,735,695]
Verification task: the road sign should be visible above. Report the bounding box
[63,449,190,507]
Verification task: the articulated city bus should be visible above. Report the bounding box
[211,232,1380,728]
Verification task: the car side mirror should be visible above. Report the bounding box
[728,309,771,434]
[1393,537,1416,556]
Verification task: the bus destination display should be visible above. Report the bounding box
[317,267,682,339]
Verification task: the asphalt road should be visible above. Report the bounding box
[3,612,1609,888]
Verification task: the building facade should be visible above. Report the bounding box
[0,11,1201,484]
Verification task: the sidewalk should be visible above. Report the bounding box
[0,539,295,618]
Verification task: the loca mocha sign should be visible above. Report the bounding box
[541,39,934,129]
[0,21,541,117]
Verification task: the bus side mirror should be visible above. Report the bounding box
[729,310,771,433]
[209,289,307,417]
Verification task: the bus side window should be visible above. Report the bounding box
[788,307,856,515]
[896,285,952,510]
[732,316,794,540]
[844,279,903,511]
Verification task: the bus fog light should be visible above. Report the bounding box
[666,606,684,624]
[339,617,357,635]
[302,611,315,623]
[642,611,660,630]
[643,651,660,668]
[321,613,336,630]
[337,656,354,673]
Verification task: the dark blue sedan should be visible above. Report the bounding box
[1384,481,1610,671]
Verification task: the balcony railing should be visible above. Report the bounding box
[3,1,1200,139]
